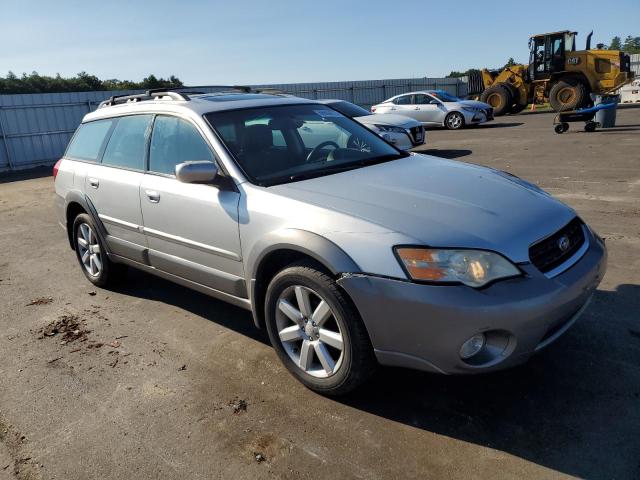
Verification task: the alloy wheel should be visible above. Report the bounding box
[447,113,463,129]
[77,223,102,277]
[275,285,344,378]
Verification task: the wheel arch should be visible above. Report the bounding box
[549,72,591,93]
[247,229,361,329]
[64,192,109,253]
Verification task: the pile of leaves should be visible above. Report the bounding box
[41,315,89,343]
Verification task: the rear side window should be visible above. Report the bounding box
[65,120,113,161]
[149,116,214,175]
[102,115,153,170]
[394,95,412,105]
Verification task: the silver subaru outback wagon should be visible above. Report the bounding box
[54,89,607,395]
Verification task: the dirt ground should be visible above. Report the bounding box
[1,108,639,480]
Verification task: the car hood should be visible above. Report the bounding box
[269,154,576,263]
[456,100,492,109]
[355,113,420,128]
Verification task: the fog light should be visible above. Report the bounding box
[460,333,486,359]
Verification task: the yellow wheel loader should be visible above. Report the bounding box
[468,31,634,115]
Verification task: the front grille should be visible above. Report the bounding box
[410,126,424,144]
[529,217,585,274]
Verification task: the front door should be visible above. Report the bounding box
[139,115,245,297]
[412,93,446,125]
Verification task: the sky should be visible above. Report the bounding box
[1,0,639,85]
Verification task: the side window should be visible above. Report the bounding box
[149,116,214,175]
[393,95,412,105]
[65,119,114,161]
[414,94,435,105]
[102,115,152,170]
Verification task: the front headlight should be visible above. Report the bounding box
[374,124,406,134]
[394,247,521,287]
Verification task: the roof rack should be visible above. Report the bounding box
[98,85,254,108]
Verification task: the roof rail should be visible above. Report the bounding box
[98,89,191,108]
[98,85,254,108]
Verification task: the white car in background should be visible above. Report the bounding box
[318,99,425,150]
[371,90,494,130]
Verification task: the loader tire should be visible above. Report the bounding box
[480,84,513,116]
[549,78,587,112]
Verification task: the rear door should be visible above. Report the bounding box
[139,115,245,297]
[84,114,152,263]
[385,94,415,117]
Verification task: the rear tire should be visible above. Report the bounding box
[549,78,588,112]
[72,213,126,288]
[480,84,513,116]
[584,121,597,132]
[264,261,376,396]
[554,124,565,134]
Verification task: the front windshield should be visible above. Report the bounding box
[327,101,372,118]
[429,91,462,102]
[205,104,406,186]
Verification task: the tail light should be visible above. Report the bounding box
[371,106,377,112]
[53,159,62,180]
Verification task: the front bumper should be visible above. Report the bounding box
[381,127,425,151]
[337,231,607,374]
[463,109,493,125]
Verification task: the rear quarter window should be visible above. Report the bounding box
[65,119,114,161]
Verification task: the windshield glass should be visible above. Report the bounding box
[205,104,406,186]
[429,91,462,102]
[326,101,372,118]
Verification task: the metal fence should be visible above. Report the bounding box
[0,77,466,172]
[631,53,640,77]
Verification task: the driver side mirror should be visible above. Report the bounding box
[429,99,441,105]
[175,161,219,183]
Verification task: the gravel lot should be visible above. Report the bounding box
[1,108,639,480]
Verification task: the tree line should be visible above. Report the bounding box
[0,71,184,95]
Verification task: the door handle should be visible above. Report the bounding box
[88,178,99,188]
[414,107,420,110]
[145,190,160,203]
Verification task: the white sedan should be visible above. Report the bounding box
[371,90,494,130]
[318,99,425,150]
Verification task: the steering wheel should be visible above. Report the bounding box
[306,141,340,163]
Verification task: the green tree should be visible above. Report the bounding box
[609,36,622,50]
[504,57,517,67]
[622,35,640,53]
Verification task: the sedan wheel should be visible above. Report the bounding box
[276,285,344,378]
[445,112,465,130]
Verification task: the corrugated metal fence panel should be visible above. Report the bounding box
[0,78,465,171]
[630,53,640,76]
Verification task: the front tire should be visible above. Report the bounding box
[264,261,376,395]
[444,111,465,130]
[480,84,513,116]
[72,213,125,287]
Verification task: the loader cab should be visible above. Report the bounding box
[529,31,577,80]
